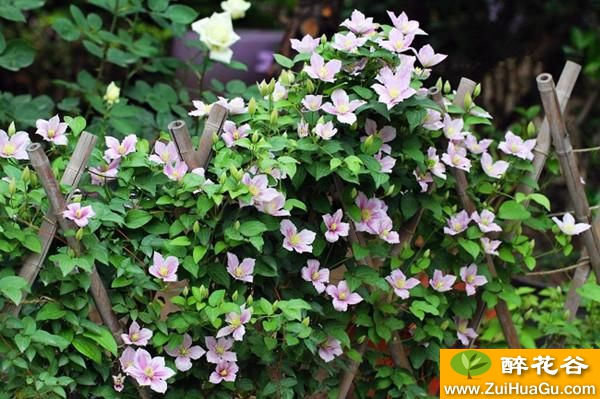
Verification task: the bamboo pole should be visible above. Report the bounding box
[537,73,600,280]
[168,120,201,170]
[26,143,123,343]
[5,132,97,316]
[448,78,521,349]
[197,104,228,168]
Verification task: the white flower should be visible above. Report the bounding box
[103,82,120,106]
[192,12,240,64]
[221,0,251,19]
[552,213,591,236]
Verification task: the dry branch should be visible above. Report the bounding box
[198,104,228,168]
[537,73,600,281]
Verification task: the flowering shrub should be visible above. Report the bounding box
[0,7,579,399]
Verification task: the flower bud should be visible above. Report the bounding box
[385,184,395,197]
[234,220,240,230]
[199,285,209,299]
[357,335,366,344]
[76,228,84,241]
[463,92,472,110]
[193,221,200,234]
[272,300,279,310]
[212,132,219,144]
[8,178,16,195]
[248,97,257,116]
[30,172,37,186]
[267,78,276,95]
[182,286,189,297]
[440,320,450,330]
[473,83,481,98]
[8,121,16,136]
[251,132,259,143]
[232,290,238,302]
[305,79,315,94]
[269,109,279,125]
[301,316,310,326]
[527,121,536,137]
[350,188,357,199]
[246,295,253,306]
[21,167,30,184]
[279,70,293,86]
[443,80,451,94]
[71,193,83,203]
[257,80,270,97]
[435,77,443,91]
[103,81,120,106]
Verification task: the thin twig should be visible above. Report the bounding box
[548,204,600,217]
[526,258,589,276]
[572,146,600,153]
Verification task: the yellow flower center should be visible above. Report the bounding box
[233,131,240,140]
[219,369,229,377]
[395,40,405,49]
[230,316,241,328]
[3,143,16,155]
[339,291,347,300]
[76,209,82,218]
[452,155,462,165]
[453,222,462,231]
[118,144,126,154]
[159,266,169,277]
[161,152,170,162]
[144,367,154,378]
[510,143,519,152]
[48,129,56,138]
[311,271,320,281]
[330,223,337,231]
[131,332,140,342]
[467,275,475,284]
[179,347,189,356]
[435,281,443,289]
[172,171,180,179]
[319,66,329,78]
[389,88,400,98]
[290,234,301,246]
[447,127,455,136]
[395,279,405,289]
[361,209,372,221]
[235,266,244,277]
[216,345,225,355]
[337,103,349,114]
[248,185,259,196]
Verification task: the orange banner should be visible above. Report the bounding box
[440,349,598,398]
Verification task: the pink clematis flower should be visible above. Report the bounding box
[226,252,255,283]
[498,131,536,160]
[422,109,444,131]
[290,34,320,54]
[355,192,388,234]
[326,280,363,311]
[314,121,338,140]
[372,216,400,244]
[216,97,247,115]
[302,95,323,112]
[442,114,468,141]
[120,347,136,372]
[104,135,137,161]
[364,118,396,153]
[460,264,488,296]
[471,210,502,233]
[430,270,456,292]
[297,119,310,137]
[255,192,291,216]
[323,209,350,243]
[280,219,316,253]
[149,252,179,282]
[379,28,415,53]
[90,159,119,186]
[385,269,420,299]
[456,319,478,346]
[165,334,205,372]
[318,337,343,362]
[481,237,501,256]
[242,173,278,205]
[480,152,509,179]
[209,361,238,384]
[375,151,396,173]
[372,66,416,110]
[444,210,471,236]
[0,129,30,160]
[426,147,447,179]
[126,349,175,393]
[301,259,330,293]
[271,81,288,102]
[188,100,212,117]
[442,142,472,172]
[217,305,252,341]
[464,134,492,155]
[552,213,591,236]
[121,321,153,347]
[113,374,125,392]
[163,159,188,181]
[304,53,342,83]
[63,203,95,227]
[387,11,426,35]
[35,115,68,145]
[321,89,365,125]
[205,336,237,364]
[149,141,180,165]
[413,169,433,192]
[222,121,250,148]
[340,10,378,36]
[416,44,447,67]
[332,31,367,53]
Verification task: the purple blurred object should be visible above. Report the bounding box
[172,29,284,87]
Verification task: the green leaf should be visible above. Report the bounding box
[14,334,30,353]
[53,18,80,41]
[32,330,70,351]
[240,221,268,237]
[208,290,225,306]
[406,108,426,132]
[125,210,153,228]
[66,116,87,136]
[352,86,373,99]
[163,5,198,24]
[0,32,5,53]
[169,236,191,246]
[498,200,531,220]
[458,238,480,260]
[83,328,118,356]
[577,283,600,302]
[22,233,41,253]
[148,0,169,12]
[36,303,66,321]
[0,40,35,71]
[528,193,551,211]
[0,5,25,22]
[273,54,294,69]
[72,336,101,364]
[0,275,28,304]
[344,155,363,174]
